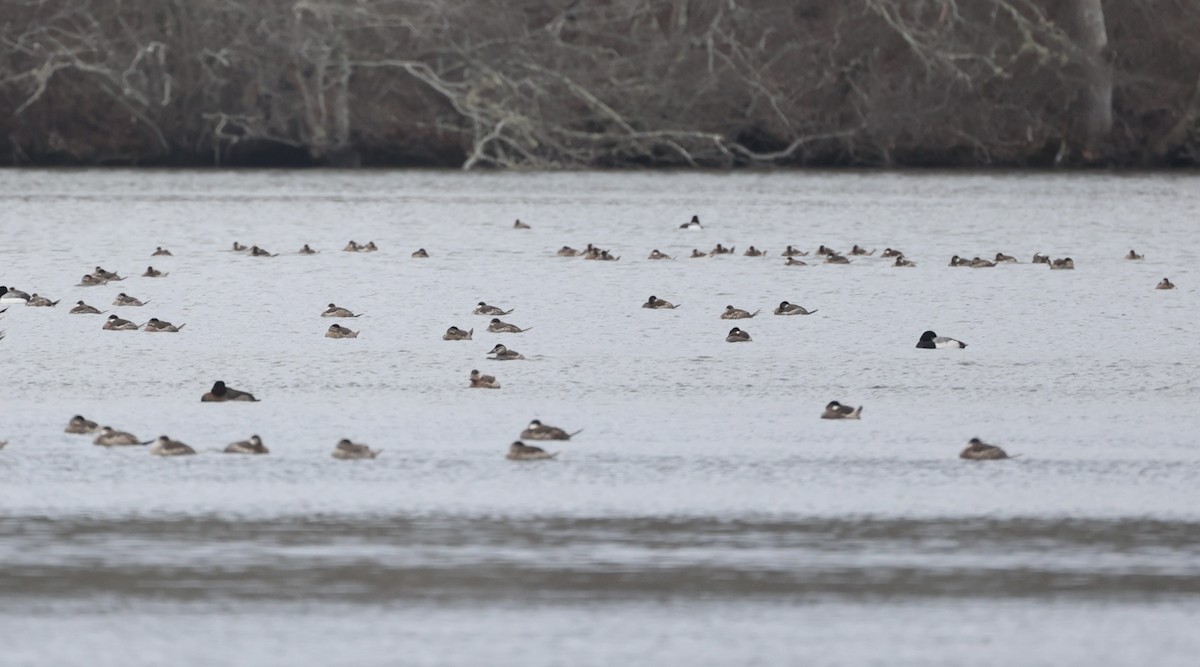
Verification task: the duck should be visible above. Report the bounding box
[916,330,967,349]
[233,242,249,252]
[113,293,148,307]
[948,255,968,267]
[77,274,107,286]
[784,257,808,266]
[994,253,1018,263]
[1050,257,1075,270]
[1032,253,1050,264]
[690,249,707,258]
[960,437,1011,460]
[520,419,582,441]
[201,381,258,402]
[893,255,917,267]
[65,415,100,434]
[647,249,673,260]
[322,304,361,318]
[475,302,514,316]
[299,244,318,255]
[225,435,269,455]
[1,286,31,303]
[343,240,361,252]
[721,305,760,320]
[144,317,184,332]
[488,318,531,333]
[824,254,851,264]
[142,266,167,277]
[152,246,173,256]
[709,244,734,256]
[70,301,104,315]
[597,250,620,261]
[880,248,904,258]
[363,241,379,252]
[513,219,531,229]
[781,245,808,257]
[443,326,474,340]
[743,246,765,257]
[821,401,862,420]
[103,314,140,330]
[643,295,679,309]
[487,343,525,360]
[1157,278,1175,290]
[411,248,429,258]
[93,267,123,281]
[469,369,500,389]
[969,257,996,268]
[557,246,580,257]
[680,215,703,230]
[249,245,277,257]
[150,435,196,456]
[816,245,839,256]
[93,426,150,447]
[25,294,59,307]
[326,324,359,338]
[1125,249,1143,260]
[773,301,816,315]
[726,327,752,342]
[332,438,380,459]
[507,441,558,460]
[849,245,875,256]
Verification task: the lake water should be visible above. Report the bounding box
[1,170,1198,665]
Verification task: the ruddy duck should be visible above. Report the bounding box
[344,240,361,252]
[65,415,100,434]
[1125,250,1143,260]
[1032,253,1050,264]
[784,257,808,266]
[363,241,379,252]
[93,426,149,447]
[643,295,679,309]
[960,437,1011,460]
[488,318,531,333]
[201,380,259,402]
[411,248,429,258]
[969,257,995,268]
[680,215,703,230]
[821,401,862,420]
[443,326,474,340]
[332,438,380,459]
[142,266,167,277]
[881,248,904,258]
[781,245,808,257]
[1157,278,1175,290]
[249,246,277,257]
[326,324,359,338]
[709,244,734,256]
[25,294,59,307]
[949,255,968,267]
[469,369,500,389]
[144,317,184,332]
[0,286,30,303]
[322,304,360,318]
[744,246,765,257]
[816,245,839,256]
[113,293,148,307]
[93,267,123,280]
[690,249,707,258]
[77,275,107,286]
[513,219,531,229]
[824,254,851,264]
[557,246,580,257]
[994,253,1018,263]
[597,250,620,261]
[487,344,525,360]
[233,242,248,252]
[648,249,673,260]
[773,301,816,315]
[520,419,582,441]
[916,330,967,349]
[225,435,269,454]
[150,435,196,456]
[726,327,752,342]
[1050,258,1075,270]
[103,315,139,331]
[152,246,173,256]
[507,441,558,460]
[70,301,103,315]
[299,244,318,255]
[475,302,514,316]
[893,255,916,267]
[721,305,760,319]
[849,245,875,256]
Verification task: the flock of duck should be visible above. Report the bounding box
[0,214,1179,462]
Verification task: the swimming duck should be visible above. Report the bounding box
[488,318,531,333]
[709,244,734,256]
[1125,249,1143,260]
[849,245,875,256]
[893,255,916,267]
[93,426,150,447]
[233,242,248,252]
[443,326,474,340]
[93,267,123,281]
[1032,253,1050,264]
[773,301,817,315]
[816,245,839,256]
[969,257,996,268]
[225,435,269,454]
[994,253,1018,263]
[469,369,500,389]
[363,241,378,252]
[0,286,30,303]
[680,215,703,230]
[474,302,514,316]
[726,327,752,342]
[144,317,184,332]
[152,247,173,256]
[557,246,580,257]
[744,246,765,257]
[299,244,318,255]
[77,275,107,286]
[201,381,259,402]
[784,257,808,266]
[513,219,531,229]
[643,295,679,309]
[948,255,968,267]
[690,249,707,258]
[411,248,429,258]
[1050,257,1075,270]
[960,437,1011,460]
[103,314,140,330]
[25,294,59,307]
[916,330,967,349]
[332,439,380,459]
[597,250,620,261]
[487,344,525,360]
[520,419,582,441]
[65,415,100,434]
[881,248,904,258]
[326,324,359,339]
[781,245,809,257]
[648,249,673,260]
[582,244,600,259]
[150,435,196,456]
[70,301,103,315]
[824,254,851,264]
[344,241,361,252]
[721,305,760,319]
[142,266,167,277]
[1157,278,1175,290]
[249,246,277,257]
[113,293,148,307]
[322,304,361,318]
[507,441,558,460]
[821,401,863,420]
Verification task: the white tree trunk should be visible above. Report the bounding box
[1075,0,1112,153]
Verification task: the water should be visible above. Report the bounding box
[1,170,1198,665]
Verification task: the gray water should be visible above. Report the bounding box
[1,170,1198,665]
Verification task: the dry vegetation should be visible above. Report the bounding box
[2,0,1199,167]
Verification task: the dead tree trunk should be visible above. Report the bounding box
[1074,0,1112,157]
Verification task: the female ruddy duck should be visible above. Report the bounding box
[949,255,968,267]
[474,302,513,316]
[152,246,173,256]
[113,293,148,307]
[144,318,184,332]
[513,219,531,229]
[488,318,531,333]
[821,401,863,419]
[322,304,361,318]
[93,426,149,447]
[332,438,380,459]
[557,246,580,257]
[1050,257,1075,270]
[233,242,248,252]
[469,369,500,388]
[721,305,760,319]
[521,419,582,440]
[249,246,277,257]
[326,324,359,338]
[411,248,429,258]
[1126,249,1143,260]
[201,380,259,402]
[142,266,167,277]
[1157,278,1175,290]
[709,244,734,256]
[103,315,140,330]
[726,327,752,342]
[824,254,851,264]
[151,435,196,456]
[969,257,995,268]
[893,255,916,267]
[363,241,378,252]
[65,415,100,434]
[70,301,103,315]
[744,246,765,257]
[487,344,524,360]
[994,253,1018,263]
[26,294,59,307]
[773,301,816,315]
[77,275,107,286]
[344,240,361,252]
[916,330,967,349]
[0,286,30,302]
[225,435,269,454]
[784,257,808,266]
[880,248,904,258]
[849,245,875,256]
[299,244,318,255]
[597,250,620,261]
[680,215,703,230]
[960,437,1012,460]
[781,245,808,257]
[690,249,706,258]
[1032,253,1050,264]
[443,326,474,340]
[648,249,673,260]
[643,296,679,309]
[507,441,558,460]
[816,245,839,256]
[93,267,123,280]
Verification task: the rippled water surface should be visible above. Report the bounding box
[1,170,1199,665]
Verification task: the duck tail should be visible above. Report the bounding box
[807,309,818,314]
[520,326,533,332]
[868,249,876,255]
[139,440,154,446]
[549,452,560,458]
[467,328,474,339]
[750,310,761,318]
[853,406,863,418]
[177,324,186,331]
[503,309,514,315]
[568,429,584,438]
[50,300,60,306]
